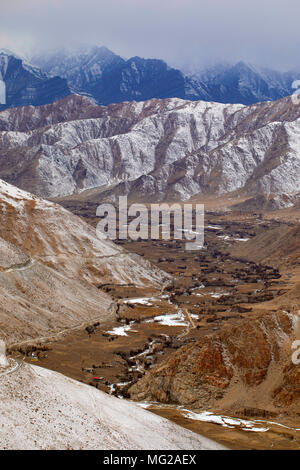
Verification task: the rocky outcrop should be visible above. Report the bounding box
[129,311,299,415]
[230,193,299,212]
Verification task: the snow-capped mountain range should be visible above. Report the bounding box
[185,61,299,105]
[1,46,300,110]
[32,46,300,106]
[1,93,300,201]
[1,46,300,204]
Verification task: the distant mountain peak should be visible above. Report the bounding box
[1,46,299,108]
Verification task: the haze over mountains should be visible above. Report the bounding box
[1,41,300,450]
[1,47,300,111]
[29,46,300,105]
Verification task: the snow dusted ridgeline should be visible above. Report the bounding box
[1,94,300,200]
[0,340,8,368]
[0,363,225,450]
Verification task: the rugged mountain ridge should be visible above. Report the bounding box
[33,47,299,106]
[1,94,300,200]
[0,47,299,110]
[32,46,124,95]
[33,47,186,105]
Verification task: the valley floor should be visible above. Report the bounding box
[8,204,300,450]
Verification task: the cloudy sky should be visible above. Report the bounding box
[1,0,300,71]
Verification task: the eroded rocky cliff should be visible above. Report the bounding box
[129,310,300,416]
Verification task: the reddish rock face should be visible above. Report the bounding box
[129,311,298,414]
[273,365,300,407]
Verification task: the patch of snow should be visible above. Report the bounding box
[217,234,231,240]
[145,311,188,327]
[207,225,223,230]
[105,323,137,336]
[0,340,8,368]
[182,410,270,433]
[123,297,154,306]
[209,292,229,299]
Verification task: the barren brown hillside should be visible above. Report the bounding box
[0,179,167,345]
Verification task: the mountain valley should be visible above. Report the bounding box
[6,196,298,450]
[0,88,299,450]
[2,0,300,453]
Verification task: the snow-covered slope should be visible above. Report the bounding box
[0,179,167,344]
[1,94,300,200]
[0,362,224,450]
